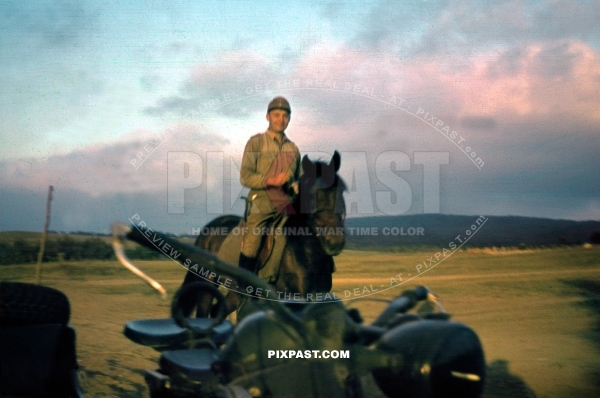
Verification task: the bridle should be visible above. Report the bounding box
[309,184,346,238]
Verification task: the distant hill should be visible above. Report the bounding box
[2,215,598,254]
[345,214,600,249]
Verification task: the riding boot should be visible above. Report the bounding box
[238,253,258,275]
[237,253,258,316]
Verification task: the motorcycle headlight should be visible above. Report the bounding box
[372,320,486,398]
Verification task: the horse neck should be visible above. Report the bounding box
[291,185,342,230]
[287,202,311,228]
[290,186,315,228]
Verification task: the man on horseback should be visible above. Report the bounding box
[238,96,301,277]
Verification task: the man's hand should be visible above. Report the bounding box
[290,181,299,194]
[265,172,287,187]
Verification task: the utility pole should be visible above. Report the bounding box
[35,185,54,285]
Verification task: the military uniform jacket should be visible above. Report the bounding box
[240,131,300,214]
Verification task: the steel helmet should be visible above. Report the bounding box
[267,96,291,114]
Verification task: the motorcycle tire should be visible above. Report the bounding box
[0,281,70,326]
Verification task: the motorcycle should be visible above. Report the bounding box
[112,222,486,398]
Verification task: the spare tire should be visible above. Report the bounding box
[0,281,70,326]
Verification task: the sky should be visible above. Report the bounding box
[0,0,599,235]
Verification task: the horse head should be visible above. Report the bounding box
[297,151,346,256]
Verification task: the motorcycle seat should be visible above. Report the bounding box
[124,318,233,350]
[159,348,221,380]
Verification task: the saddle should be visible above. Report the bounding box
[240,216,287,271]
[217,217,288,284]
[242,219,280,267]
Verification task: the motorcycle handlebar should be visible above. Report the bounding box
[371,285,430,327]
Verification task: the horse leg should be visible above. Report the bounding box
[210,290,239,318]
[274,250,308,297]
[274,248,333,300]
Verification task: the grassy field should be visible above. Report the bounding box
[0,231,198,252]
[1,245,599,397]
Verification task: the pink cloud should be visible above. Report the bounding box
[289,40,600,127]
[435,40,600,123]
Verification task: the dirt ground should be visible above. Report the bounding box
[1,245,598,397]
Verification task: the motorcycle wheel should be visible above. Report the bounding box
[0,281,70,326]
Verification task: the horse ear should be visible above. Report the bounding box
[302,155,317,180]
[302,155,312,171]
[329,151,341,172]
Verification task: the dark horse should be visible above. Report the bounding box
[180,151,347,317]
